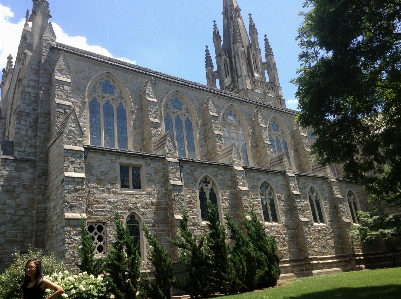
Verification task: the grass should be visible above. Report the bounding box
[221,267,401,299]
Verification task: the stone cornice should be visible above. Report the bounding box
[52,43,298,116]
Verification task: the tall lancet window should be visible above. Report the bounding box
[164,97,196,159]
[260,182,279,223]
[347,191,359,223]
[308,186,325,224]
[221,108,249,166]
[88,78,128,149]
[199,176,219,222]
[268,120,291,167]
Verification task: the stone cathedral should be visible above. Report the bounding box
[0,0,388,275]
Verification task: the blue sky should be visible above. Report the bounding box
[0,0,305,110]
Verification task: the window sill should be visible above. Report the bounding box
[118,189,146,194]
[312,223,327,226]
[265,222,281,226]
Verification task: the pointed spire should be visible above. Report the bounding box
[264,34,273,57]
[205,46,213,68]
[213,20,219,36]
[249,13,254,28]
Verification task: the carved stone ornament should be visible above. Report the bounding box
[31,0,51,19]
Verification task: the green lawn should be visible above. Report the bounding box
[222,267,401,299]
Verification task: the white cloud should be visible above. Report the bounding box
[287,99,298,107]
[0,4,25,71]
[0,4,135,73]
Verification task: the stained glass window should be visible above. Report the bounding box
[199,176,219,221]
[126,214,141,256]
[185,117,196,159]
[347,191,359,223]
[308,186,325,224]
[103,101,115,148]
[260,182,278,223]
[117,103,128,150]
[99,79,116,96]
[88,77,129,149]
[268,120,291,168]
[120,165,142,190]
[164,97,197,158]
[164,113,174,137]
[89,98,101,146]
[132,167,141,189]
[175,115,185,157]
[221,108,249,166]
[120,165,130,189]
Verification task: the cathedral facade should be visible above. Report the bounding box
[0,0,386,275]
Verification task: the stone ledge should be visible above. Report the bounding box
[64,172,85,178]
[64,145,84,151]
[65,213,86,219]
[170,180,183,186]
[56,99,73,106]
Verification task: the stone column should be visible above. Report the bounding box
[141,79,162,153]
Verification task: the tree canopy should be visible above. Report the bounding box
[294,0,401,238]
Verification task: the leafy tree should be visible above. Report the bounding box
[104,212,141,299]
[244,211,281,288]
[204,199,236,295]
[141,225,173,299]
[76,218,103,276]
[171,210,209,299]
[353,206,401,242]
[293,0,401,238]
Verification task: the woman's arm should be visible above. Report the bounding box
[41,278,64,299]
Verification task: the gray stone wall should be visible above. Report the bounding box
[0,9,392,275]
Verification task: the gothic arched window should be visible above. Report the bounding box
[308,186,325,224]
[268,120,291,167]
[88,78,129,149]
[126,213,142,257]
[260,182,278,223]
[199,176,219,221]
[164,97,196,159]
[347,190,359,223]
[221,108,249,166]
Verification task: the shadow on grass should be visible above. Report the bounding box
[286,284,401,299]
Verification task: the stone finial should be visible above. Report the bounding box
[249,13,254,27]
[1,55,13,86]
[31,0,51,19]
[6,54,13,71]
[213,20,221,40]
[205,46,213,69]
[25,9,30,27]
[264,34,273,57]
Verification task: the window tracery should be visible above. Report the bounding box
[260,182,278,223]
[268,120,291,167]
[199,176,219,222]
[88,78,128,149]
[308,186,325,224]
[164,97,196,159]
[347,190,359,223]
[221,108,249,165]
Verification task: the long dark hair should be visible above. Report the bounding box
[21,258,43,288]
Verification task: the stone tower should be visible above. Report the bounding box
[206,0,284,107]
